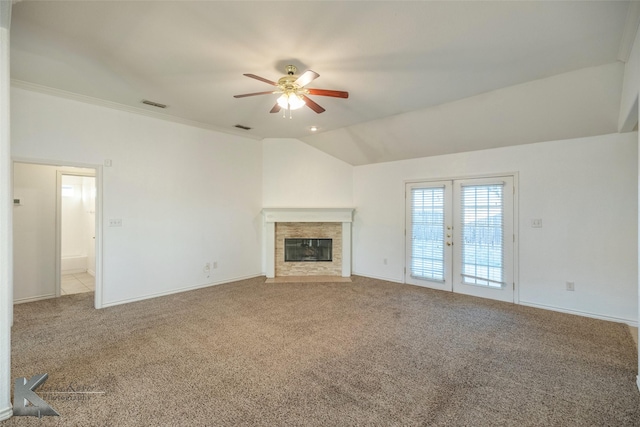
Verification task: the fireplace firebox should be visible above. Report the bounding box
[285,238,332,262]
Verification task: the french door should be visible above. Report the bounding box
[405,176,515,303]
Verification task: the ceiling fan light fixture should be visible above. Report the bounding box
[276,94,288,109]
[289,94,305,110]
[277,92,305,110]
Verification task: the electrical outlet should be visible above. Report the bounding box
[531,219,542,228]
[566,281,575,291]
[108,218,122,227]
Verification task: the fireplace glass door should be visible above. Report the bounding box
[285,239,332,262]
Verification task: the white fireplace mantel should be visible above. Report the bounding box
[262,208,355,278]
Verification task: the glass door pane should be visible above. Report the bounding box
[460,183,505,288]
[453,177,514,303]
[405,181,452,290]
[411,186,445,281]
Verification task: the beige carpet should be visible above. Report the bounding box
[3,275,640,426]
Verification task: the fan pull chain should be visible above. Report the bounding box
[282,105,293,119]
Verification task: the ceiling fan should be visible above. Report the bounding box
[233,65,349,116]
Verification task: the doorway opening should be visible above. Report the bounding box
[12,161,102,308]
[59,172,96,296]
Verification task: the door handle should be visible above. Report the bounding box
[447,242,453,246]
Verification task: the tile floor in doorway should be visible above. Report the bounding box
[61,272,95,295]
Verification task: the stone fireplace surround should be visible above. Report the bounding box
[262,208,355,278]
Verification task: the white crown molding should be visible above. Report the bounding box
[618,1,640,62]
[10,79,263,141]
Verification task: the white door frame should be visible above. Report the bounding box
[405,172,520,304]
[13,158,104,309]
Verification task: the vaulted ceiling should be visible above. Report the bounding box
[10,1,639,165]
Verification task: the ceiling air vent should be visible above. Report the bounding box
[234,124,252,130]
[141,99,167,109]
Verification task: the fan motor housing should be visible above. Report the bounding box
[277,75,300,91]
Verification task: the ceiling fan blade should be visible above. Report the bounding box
[233,91,275,98]
[307,88,349,99]
[270,103,281,114]
[302,95,325,114]
[243,74,277,86]
[295,70,320,87]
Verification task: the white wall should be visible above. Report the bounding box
[13,163,62,301]
[12,87,263,306]
[262,138,354,208]
[261,138,354,273]
[353,133,638,324]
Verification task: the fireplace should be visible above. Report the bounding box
[276,223,340,276]
[285,238,333,262]
[262,208,355,278]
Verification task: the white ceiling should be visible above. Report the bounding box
[9,1,638,165]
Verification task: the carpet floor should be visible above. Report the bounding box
[3,275,640,426]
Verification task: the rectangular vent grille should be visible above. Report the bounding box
[142,100,167,109]
[234,124,252,130]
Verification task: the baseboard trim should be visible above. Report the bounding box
[351,272,404,284]
[0,405,12,421]
[100,273,264,308]
[520,300,638,327]
[13,294,56,305]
